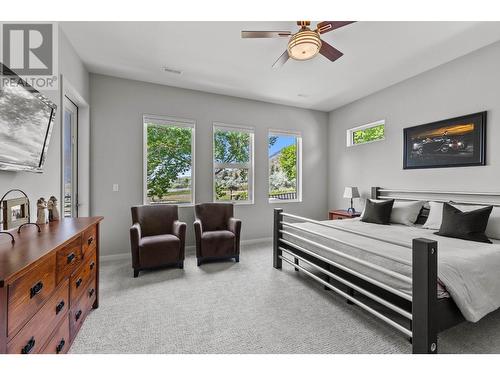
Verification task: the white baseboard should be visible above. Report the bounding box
[100,237,272,262]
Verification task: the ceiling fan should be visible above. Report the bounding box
[242,21,355,68]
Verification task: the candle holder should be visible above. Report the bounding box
[0,189,41,245]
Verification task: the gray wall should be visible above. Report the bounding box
[328,41,500,212]
[0,27,89,220]
[89,74,329,256]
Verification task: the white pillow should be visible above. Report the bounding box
[423,202,500,240]
[390,201,424,226]
[362,199,424,226]
[422,202,444,230]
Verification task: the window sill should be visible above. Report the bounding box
[214,201,254,206]
[347,137,385,148]
[145,202,194,208]
[268,199,302,204]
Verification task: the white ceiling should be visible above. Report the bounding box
[60,21,500,112]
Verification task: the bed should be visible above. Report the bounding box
[273,187,500,354]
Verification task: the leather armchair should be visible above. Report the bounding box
[130,205,186,277]
[194,203,241,266]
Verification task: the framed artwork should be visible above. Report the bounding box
[403,111,486,169]
[2,197,29,230]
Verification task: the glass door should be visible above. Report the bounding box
[63,96,78,217]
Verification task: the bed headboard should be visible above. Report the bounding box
[371,187,500,208]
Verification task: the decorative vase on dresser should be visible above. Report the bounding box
[0,217,103,354]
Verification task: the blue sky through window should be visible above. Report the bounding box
[269,135,296,157]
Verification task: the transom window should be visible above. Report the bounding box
[143,115,195,205]
[347,120,385,147]
[268,130,302,203]
[213,123,254,204]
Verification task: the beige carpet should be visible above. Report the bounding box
[70,241,500,354]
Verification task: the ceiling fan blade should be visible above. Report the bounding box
[316,21,356,34]
[319,41,344,62]
[272,50,289,68]
[241,31,292,38]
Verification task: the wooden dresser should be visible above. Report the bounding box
[0,217,103,354]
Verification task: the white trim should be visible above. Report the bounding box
[268,130,302,203]
[142,114,196,205]
[143,114,195,128]
[213,123,254,204]
[268,128,302,137]
[213,121,255,133]
[346,119,385,147]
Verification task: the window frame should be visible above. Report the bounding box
[268,129,303,204]
[212,122,255,205]
[346,120,385,147]
[142,114,196,206]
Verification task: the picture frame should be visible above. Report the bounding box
[403,111,487,170]
[1,197,29,230]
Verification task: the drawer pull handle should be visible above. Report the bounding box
[21,337,35,354]
[67,253,76,264]
[30,281,43,298]
[75,310,82,321]
[87,237,94,246]
[56,300,65,315]
[89,288,95,298]
[56,339,66,354]
[76,278,83,288]
[90,261,95,271]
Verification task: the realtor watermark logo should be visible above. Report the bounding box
[0,22,58,90]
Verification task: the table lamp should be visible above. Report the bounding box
[343,187,360,214]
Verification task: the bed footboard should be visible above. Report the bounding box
[272,208,438,354]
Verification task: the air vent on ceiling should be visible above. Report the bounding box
[162,66,182,75]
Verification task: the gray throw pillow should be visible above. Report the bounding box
[361,199,394,225]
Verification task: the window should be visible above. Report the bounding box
[268,130,302,202]
[62,96,78,217]
[213,123,254,203]
[347,120,385,147]
[143,115,195,205]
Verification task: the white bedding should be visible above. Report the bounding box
[282,218,500,322]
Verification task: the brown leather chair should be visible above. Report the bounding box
[194,203,241,266]
[130,205,186,277]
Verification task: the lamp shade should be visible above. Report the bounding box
[343,186,360,199]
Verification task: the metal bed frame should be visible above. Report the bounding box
[273,187,500,354]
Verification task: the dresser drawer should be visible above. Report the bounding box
[7,279,69,354]
[70,249,97,303]
[40,315,70,354]
[7,254,57,337]
[82,225,97,258]
[70,277,96,339]
[56,236,82,284]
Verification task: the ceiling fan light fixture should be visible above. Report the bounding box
[287,30,322,61]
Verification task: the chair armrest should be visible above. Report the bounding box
[228,217,242,256]
[172,220,187,239]
[228,217,241,236]
[173,220,187,260]
[129,223,141,269]
[194,219,203,235]
[194,219,203,257]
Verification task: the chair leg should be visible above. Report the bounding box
[178,261,184,269]
[235,256,239,263]
[133,269,139,278]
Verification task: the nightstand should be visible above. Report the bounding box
[329,209,361,220]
